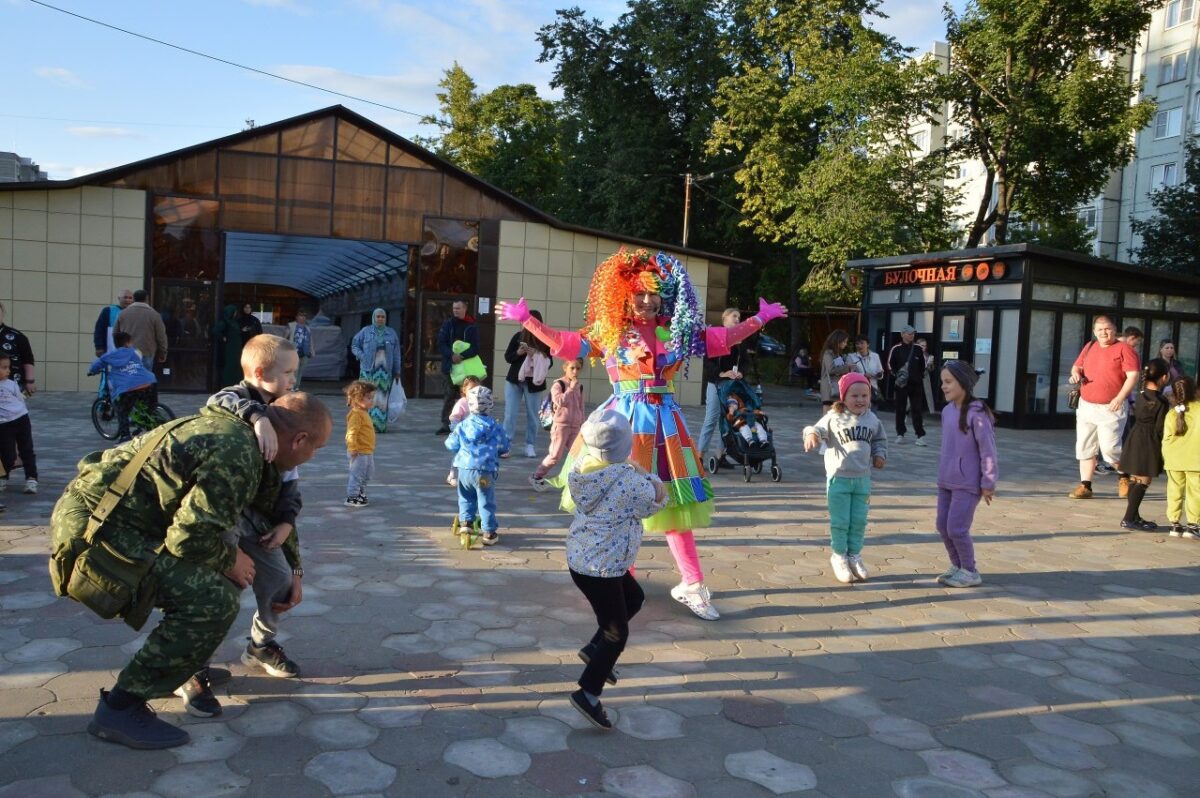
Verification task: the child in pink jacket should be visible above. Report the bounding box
[530,359,585,490]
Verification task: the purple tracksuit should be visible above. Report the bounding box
[936,401,999,572]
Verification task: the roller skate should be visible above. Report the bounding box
[451,515,483,549]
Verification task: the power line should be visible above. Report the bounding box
[25,0,432,120]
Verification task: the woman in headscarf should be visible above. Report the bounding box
[496,248,787,621]
[351,308,403,432]
[214,304,244,386]
[238,303,263,344]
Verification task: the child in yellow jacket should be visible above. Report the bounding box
[345,380,377,507]
[1164,376,1200,537]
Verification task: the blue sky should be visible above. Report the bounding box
[2,0,950,180]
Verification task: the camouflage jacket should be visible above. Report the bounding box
[54,406,280,574]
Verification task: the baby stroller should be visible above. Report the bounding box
[707,378,781,482]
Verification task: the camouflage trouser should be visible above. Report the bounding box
[116,553,240,699]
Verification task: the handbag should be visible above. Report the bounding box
[538,379,564,430]
[1067,342,1094,411]
[50,418,190,630]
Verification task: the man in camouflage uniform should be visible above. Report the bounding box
[49,392,331,749]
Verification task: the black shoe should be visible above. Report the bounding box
[206,666,232,686]
[569,689,613,731]
[1120,518,1158,532]
[435,427,451,436]
[88,690,190,749]
[242,640,299,678]
[1136,517,1158,531]
[173,667,222,718]
[482,532,499,546]
[578,646,619,686]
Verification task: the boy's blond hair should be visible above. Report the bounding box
[344,379,377,406]
[459,375,483,396]
[241,334,297,376]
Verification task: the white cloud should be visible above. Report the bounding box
[872,0,957,50]
[40,160,124,180]
[66,126,143,139]
[33,67,86,88]
[242,0,311,13]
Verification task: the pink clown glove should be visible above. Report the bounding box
[756,297,788,324]
[495,297,531,324]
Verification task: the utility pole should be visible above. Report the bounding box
[682,173,693,248]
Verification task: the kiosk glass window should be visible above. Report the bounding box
[1077,287,1117,306]
[1125,292,1163,311]
[1027,310,1054,413]
[1179,322,1199,377]
[1057,313,1085,413]
[974,309,993,399]
[1122,317,1144,341]
[1033,283,1074,303]
[995,309,1020,413]
[1166,296,1200,314]
[1151,319,1174,358]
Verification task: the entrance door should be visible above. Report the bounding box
[153,280,216,391]
[417,293,475,399]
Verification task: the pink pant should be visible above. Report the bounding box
[665,530,703,585]
[533,424,580,479]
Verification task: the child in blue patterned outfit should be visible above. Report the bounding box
[566,409,667,730]
[445,386,510,545]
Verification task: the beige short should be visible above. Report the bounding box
[1075,398,1127,464]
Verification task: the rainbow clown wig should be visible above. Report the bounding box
[581,248,706,366]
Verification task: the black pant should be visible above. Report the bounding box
[894,387,925,438]
[570,569,644,696]
[440,376,458,429]
[117,385,158,438]
[0,414,36,480]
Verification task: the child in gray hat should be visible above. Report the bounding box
[566,409,666,730]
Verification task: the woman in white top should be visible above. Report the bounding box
[847,335,884,401]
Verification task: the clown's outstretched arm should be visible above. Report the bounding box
[494,298,591,360]
[705,298,788,358]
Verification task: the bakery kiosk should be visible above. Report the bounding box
[848,244,1200,428]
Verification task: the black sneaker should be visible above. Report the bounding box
[173,667,222,718]
[569,689,613,731]
[88,690,190,749]
[435,427,451,436]
[1184,524,1200,540]
[1120,518,1158,532]
[206,666,232,686]
[242,640,299,678]
[344,495,366,507]
[482,532,499,546]
[578,646,619,686]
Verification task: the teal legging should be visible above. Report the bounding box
[827,476,871,556]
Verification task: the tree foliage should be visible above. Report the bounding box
[709,0,961,288]
[1131,140,1200,275]
[944,0,1158,246]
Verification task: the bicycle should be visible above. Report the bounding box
[91,370,175,440]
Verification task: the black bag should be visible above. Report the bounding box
[1067,342,1093,411]
[893,364,910,390]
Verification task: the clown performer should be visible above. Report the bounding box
[495,248,787,620]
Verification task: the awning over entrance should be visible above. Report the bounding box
[224,232,409,298]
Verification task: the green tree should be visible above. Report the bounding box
[1006,212,1096,255]
[944,0,1158,246]
[1131,140,1200,275]
[709,0,960,309]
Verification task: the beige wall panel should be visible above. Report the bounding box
[80,275,114,306]
[12,209,47,242]
[0,207,12,239]
[571,276,592,298]
[81,187,114,216]
[13,191,47,212]
[24,330,45,361]
[572,233,598,253]
[572,251,599,277]
[80,245,113,275]
[13,271,47,302]
[595,239,621,257]
[44,361,79,392]
[46,332,77,362]
[496,271,522,297]
[112,248,143,279]
[47,213,81,245]
[498,245,524,274]
[687,259,709,288]
[546,276,572,303]
[76,332,96,361]
[521,274,548,302]
[46,303,80,333]
[10,300,46,332]
[47,243,80,273]
[113,218,143,248]
[0,193,11,207]
[0,268,11,300]
[548,228,573,251]
[524,223,550,250]
[77,305,98,336]
[112,189,145,218]
[13,240,46,271]
[48,188,81,214]
[81,215,114,247]
[522,248,549,275]
[547,250,572,277]
[0,239,12,270]
[543,300,572,329]
[498,220,525,248]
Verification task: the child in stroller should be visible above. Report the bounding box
[710,378,781,482]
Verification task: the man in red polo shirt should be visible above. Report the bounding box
[1067,316,1139,499]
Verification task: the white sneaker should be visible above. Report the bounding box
[944,569,982,588]
[830,553,854,584]
[524,444,537,458]
[670,581,720,620]
[847,554,869,581]
[914,437,927,447]
[894,435,906,444]
[528,475,549,492]
[23,479,37,494]
[936,566,959,584]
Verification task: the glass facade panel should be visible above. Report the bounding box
[1151,319,1174,358]
[1178,322,1198,378]
[278,158,333,236]
[1027,310,1054,413]
[420,218,479,294]
[387,168,442,242]
[1056,313,1084,413]
[994,309,1020,413]
[1166,295,1200,313]
[389,145,435,169]
[333,162,385,239]
[337,121,387,164]
[442,174,483,218]
[219,152,277,232]
[281,118,335,159]
[942,285,979,302]
[1032,283,1074,303]
[1077,287,1117,306]
[154,196,218,228]
[152,197,221,281]
[1121,317,1144,341]
[112,151,217,196]
[1125,292,1163,310]
[870,289,901,304]
[974,309,993,400]
[226,132,279,154]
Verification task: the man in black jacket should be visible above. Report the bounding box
[436,299,479,434]
[886,325,927,445]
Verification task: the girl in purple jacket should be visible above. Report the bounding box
[936,360,999,587]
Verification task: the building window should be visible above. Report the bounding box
[1165,0,1195,28]
[954,163,969,180]
[1160,52,1189,85]
[1154,108,1183,139]
[911,130,929,153]
[1077,208,1097,231]
[1150,162,1179,190]
[1194,93,1200,132]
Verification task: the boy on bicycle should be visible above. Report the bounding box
[88,331,158,442]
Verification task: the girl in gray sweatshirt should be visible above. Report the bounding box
[804,373,888,584]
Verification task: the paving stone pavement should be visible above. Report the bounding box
[1,387,1198,798]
